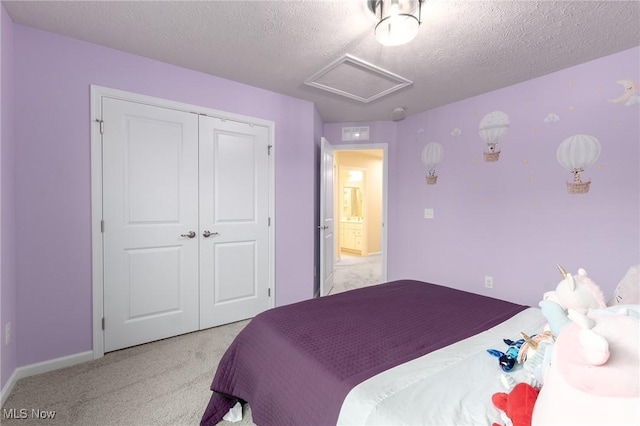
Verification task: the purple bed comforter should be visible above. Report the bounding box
[201,280,526,425]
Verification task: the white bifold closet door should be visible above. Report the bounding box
[102,98,270,352]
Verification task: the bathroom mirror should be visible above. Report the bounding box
[343,186,362,219]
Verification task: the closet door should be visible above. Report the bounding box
[102,98,199,352]
[199,116,271,329]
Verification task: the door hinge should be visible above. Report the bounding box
[101,317,105,330]
[100,220,105,233]
[268,288,271,297]
[268,217,271,226]
[268,144,273,155]
[95,119,104,135]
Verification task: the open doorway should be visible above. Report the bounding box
[329,147,386,294]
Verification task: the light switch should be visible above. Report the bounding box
[424,208,434,219]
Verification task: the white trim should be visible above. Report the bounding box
[0,369,18,407]
[90,85,276,359]
[1,351,93,406]
[268,124,276,306]
[90,86,104,359]
[304,55,412,103]
[90,85,274,128]
[332,143,388,282]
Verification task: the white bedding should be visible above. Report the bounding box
[337,307,548,426]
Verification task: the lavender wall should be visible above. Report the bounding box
[13,25,315,366]
[1,4,17,391]
[389,47,639,306]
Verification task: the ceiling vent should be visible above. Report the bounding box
[304,54,413,103]
[342,126,370,141]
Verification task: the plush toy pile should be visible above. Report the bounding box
[490,264,640,426]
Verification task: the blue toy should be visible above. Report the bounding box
[487,338,526,371]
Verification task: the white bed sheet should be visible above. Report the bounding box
[337,307,547,426]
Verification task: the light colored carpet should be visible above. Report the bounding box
[329,253,383,295]
[1,320,255,426]
[2,254,382,425]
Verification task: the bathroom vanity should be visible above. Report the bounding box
[340,220,364,255]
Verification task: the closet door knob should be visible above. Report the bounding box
[203,230,219,238]
[180,231,196,239]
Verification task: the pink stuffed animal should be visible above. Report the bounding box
[532,307,640,425]
[543,265,606,314]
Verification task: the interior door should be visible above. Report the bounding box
[199,116,271,328]
[102,98,199,352]
[320,137,335,296]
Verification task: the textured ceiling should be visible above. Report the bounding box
[4,0,640,123]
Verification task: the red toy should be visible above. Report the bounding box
[492,382,540,426]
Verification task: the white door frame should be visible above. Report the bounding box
[319,137,335,296]
[90,85,276,358]
[331,143,388,283]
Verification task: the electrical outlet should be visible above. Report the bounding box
[424,208,434,219]
[485,276,494,289]
[5,321,12,346]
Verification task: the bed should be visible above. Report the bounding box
[200,279,547,425]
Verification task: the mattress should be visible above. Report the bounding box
[338,307,547,425]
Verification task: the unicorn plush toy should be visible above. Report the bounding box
[543,265,607,314]
[539,265,607,336]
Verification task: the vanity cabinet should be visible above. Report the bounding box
[340,221,364,255]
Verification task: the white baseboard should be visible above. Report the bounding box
[1,351,93,407]
[1,369,19,408]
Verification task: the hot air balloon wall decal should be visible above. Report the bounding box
[421,142,444,185]
[479,111,510,162]
[556,134,602,194]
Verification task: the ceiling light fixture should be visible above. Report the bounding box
[369,0,424,47]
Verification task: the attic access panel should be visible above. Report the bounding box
[304,54,413,103]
